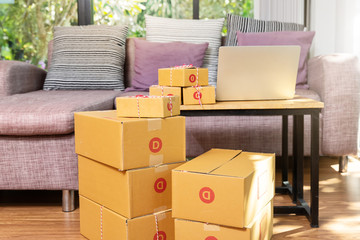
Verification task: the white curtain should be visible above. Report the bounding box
[254,0,305,25]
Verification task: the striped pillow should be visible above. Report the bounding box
[145,15,224,87]
[44,25,128,90]
[225,14,304,46]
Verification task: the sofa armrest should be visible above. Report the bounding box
[308,54,360,156]
[0,60,47,96]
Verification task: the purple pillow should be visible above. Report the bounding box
[236,31,315,88]
[126,39,209,92]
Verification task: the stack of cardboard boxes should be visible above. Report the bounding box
[172,148,275,240]
[75,95,185,239]
[150,65,216,105]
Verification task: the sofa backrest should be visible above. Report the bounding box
[47,37,226,89]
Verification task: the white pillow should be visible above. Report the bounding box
[145,15,224,87]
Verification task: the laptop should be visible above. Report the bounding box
[216,46,301,101]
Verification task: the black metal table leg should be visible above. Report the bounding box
[296,115,304,201]
[292,115,298,203]
[282,115,289,184]
[310,111,320,227]
[182,106,322,227]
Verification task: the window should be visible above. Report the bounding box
[0,0,254,65]
[93,0,253,36]
[200,0,253,34]
[93,0,193,37]
[0,0,78,67]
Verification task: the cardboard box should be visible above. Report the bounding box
[172,149,275,228]
[116,95,180,118]
[158,68,208,87]
[149,85,183,104]
[174,200,273,240]
[79,156,184,218]
[80,195,174,240]
[75,110,186,170]
[183,86,216,105]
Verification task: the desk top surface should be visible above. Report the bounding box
[180,95,324,111]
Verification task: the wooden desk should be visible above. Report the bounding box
[180,96,324,227]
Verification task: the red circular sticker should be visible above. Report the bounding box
[149,137,162,153]
[199,187,215,204]
[167,102,173,111]
[135,95,148,98]
[167,94,174,96]
[153,231,167,240]
[189,74,196,83]
[154,178,167,193]
[193,91,202,100]
[205,237,218,240]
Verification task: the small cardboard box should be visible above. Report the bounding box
[175,200,273,240]
[75,110,185,170]
[80,196,174,240]
[116,95,180,118]
[158,68,208,87]
[172,149,275,228]
[183,86,216,105]
[79,156,184,218]
[149,85,182,104]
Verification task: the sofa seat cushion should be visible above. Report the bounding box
[0,90,123,136]
[295,88,321,101]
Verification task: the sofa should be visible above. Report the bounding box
[1,34,359,212]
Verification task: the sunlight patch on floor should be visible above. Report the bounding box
[331,156,360,176]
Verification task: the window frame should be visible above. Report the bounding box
[77,0,200,25]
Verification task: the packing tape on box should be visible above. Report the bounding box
[257,169,269,200]
[193,85,203,106]
[160,85,164,96]
[155,165,169,173]
[149,154,164,166]
[154,205,167,213]
[133,95,174,117]
[169,64,197,86]
[154,211,167,221]
[204,223,220,232]
[148,119,162,131]
[154,215,160,240]
[100,205,104,240]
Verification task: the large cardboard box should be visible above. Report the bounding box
[80,196,174,240]
[174,200,273,240]
[116,95,180,118]
[158,68,208,87]
[149,85,182,104]
[79,156,184,218]
[172,149,275,228]
[75,110,185,170]
[183,86,216,105]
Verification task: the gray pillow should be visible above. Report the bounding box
[44,25,128,90]
[225,14,305,46]
[145,15,224,87]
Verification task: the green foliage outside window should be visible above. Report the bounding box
[93,0,253,36]
[0,0,77,67]
[93,0,193,37]
[1,0,253,66]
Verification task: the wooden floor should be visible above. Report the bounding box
[1,156,360,239]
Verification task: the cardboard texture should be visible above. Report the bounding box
[75,110,186,170]
[158,68,208,87]
[174,200,273,240]
[116,95,180,118]
[172,148,275,228]
[183,86,216,105]
[80,196,174,240]
[149,85,182,104]
[79,156,184,218]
